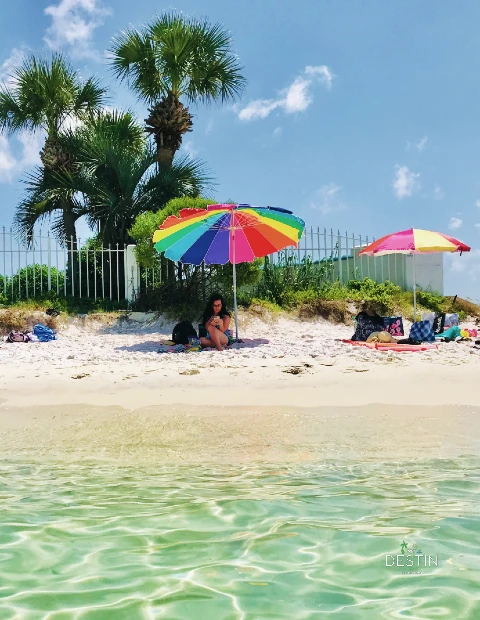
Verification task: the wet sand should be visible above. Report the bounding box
[2,402,480,464]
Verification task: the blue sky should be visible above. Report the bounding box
[1,0,479,300]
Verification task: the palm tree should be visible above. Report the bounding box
[0,53,107,245]
[109,12,246,167]
[15,110,212,296]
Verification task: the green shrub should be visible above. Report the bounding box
[129,197,213,267]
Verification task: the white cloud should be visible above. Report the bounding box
[0,47,27,87]
[182,140,199,159]
[304,65,334,90]
[392,165,420,199]
[238,99,279,121]
[238,65,334,121]
[205,120,214,136]
[44,0,112,60]
[17,131,44,167]
[447,249,480,276]
[416,136,427,151]
[476,200,480,208]
[475,223,480,230]
[0,131,43,184]
[448,217,463,230]
[273,126,282,138]
[433,185,445,200]
[309,183,346,215]
[0,136,17,183]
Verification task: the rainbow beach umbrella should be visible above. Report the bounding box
[358,228,471,319]
[153,203,305,339]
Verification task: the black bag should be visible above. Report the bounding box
[432,312,446,335]
[172,321,197,345]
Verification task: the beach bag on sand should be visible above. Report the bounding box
[172,321,197,345]
[444,313,459,330]
[422,311,445,335]
[382,316,404,337]
[33,323,56,342]
[409,320,435,343]
[6,331,30,343]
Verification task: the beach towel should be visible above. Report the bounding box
[342,339,437,352]
[158,342,203,353]
[33,323,56,342]
[435,325,462,340]
[409,320,435,342]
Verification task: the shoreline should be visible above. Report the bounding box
[2,402,480,464]
[1,360,480,408]
[2,313,480,464]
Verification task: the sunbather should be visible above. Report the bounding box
[200,294,232,351]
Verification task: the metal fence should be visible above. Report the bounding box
[0,228,128,302]
[1,226,418,304]
[264,227,407,289]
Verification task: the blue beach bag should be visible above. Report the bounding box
[409,320,435,343]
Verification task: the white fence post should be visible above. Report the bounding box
[125,245,139,302]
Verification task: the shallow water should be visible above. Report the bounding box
[0,458,479,619]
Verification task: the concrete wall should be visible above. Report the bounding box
[404,253,444,296]
[345,248,444,294]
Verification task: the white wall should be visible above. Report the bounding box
[404,253,444,296]
[351,248,444,294]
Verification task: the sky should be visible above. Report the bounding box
[0,0,479,300]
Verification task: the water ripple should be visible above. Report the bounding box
[0,459,479,618]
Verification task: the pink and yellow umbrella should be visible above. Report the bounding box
[358,228,471,319]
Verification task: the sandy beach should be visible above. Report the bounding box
[1,311,480,463]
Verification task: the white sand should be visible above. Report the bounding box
[1,311,480,410]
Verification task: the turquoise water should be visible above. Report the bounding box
[0,459,479,619]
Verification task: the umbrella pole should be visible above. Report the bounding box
[412,254,417,321]
[232,226,239,340]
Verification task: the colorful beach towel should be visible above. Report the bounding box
[342,339,437,352]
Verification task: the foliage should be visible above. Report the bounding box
[134,258,262,319]
[129,197,213,267]
[0,265,65,303]
[15,112,212,247]
[0,293,128,314]
[251,253,335,307]
[109,12,246,166]
[0,53,107,139]
[110,12,246,105]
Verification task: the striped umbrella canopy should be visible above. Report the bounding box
[153,203,305,340]
[358,228,470,320]
[153,203,305,264]
[357,228,470,256]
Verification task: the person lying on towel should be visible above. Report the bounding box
[200,293,232,351]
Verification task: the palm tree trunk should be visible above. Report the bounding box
[145,94,193,169]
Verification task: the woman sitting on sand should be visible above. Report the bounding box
[200,294,232,351]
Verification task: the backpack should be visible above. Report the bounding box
[6,331,30,343]
[172,321,197,345]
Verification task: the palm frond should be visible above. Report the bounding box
[14,165,82,245]
[109,28,165,103]
[108,12,246,105]
[0,52,106,138]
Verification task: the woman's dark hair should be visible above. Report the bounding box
[201,293,230,326]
